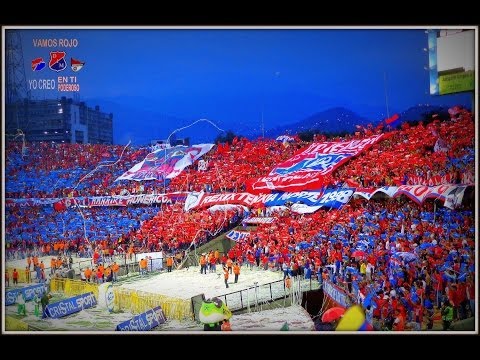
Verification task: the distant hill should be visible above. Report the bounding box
[84,97,222,146]
[264,107,371,138]
[397,104,448,123]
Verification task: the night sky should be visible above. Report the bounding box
[16,27,473,145]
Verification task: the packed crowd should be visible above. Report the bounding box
[5,107,476,331]
[227,197,475,330]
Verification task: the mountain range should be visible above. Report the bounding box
[84,96,465,145]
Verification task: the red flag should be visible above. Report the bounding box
[385,113,400,125]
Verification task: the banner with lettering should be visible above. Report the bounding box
[247,134,384,193]
[353,188,377,200]
[5,283,46,306]
[315,188,355,209]
[243,217,275,224]
[44,292,97,318]
[115,144,215,181]
[226,230,250,242]
[184,192,278,211]
[7,193,188,209]
[406,173,456,186]
[323,280,350,308]
[393,184,464,205]
[115,306,166,331]
[5,198,61,208]
[263,190,324,207]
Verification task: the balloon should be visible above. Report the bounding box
[336,305,365,331]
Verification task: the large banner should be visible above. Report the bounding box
[115,306,166,331]
[315,188,355,209]
[184,192,277,211]
[406,173,456,186]
[44,292,97,318]
[247,135,384,193]
[5,283,46,306]
[394,184,462,205]
[5,198,60,208]
[264,191,324,207]
[115,144,215,181]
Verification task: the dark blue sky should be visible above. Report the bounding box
[19,28,472,145]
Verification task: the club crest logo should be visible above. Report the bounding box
[31,57,46,71]
[71,58,85,72]
[49,51,67,72]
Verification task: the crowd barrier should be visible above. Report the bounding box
[6,268,33,284]
[48,278,192,321]
[50,278,99,299]
[113,287,192,321]
[5,315,29,331]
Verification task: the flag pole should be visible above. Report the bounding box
[384,71,390,119]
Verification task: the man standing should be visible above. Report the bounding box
[12,268,18,286]
[223,266,229,288]
[233,262,240,283]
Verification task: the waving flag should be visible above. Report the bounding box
[116,144,214,182]
[385,113,400,125]
[247,134,384,193]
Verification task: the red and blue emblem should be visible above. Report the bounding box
[49,51,67,72]
[31,57,46,71]
[71,58,85,72]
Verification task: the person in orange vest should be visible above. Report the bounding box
[96,266,104,284]
[111,262,120,282]
[84,267,92,282]
[25,266,31,283]
[50,258,56,275]
[12,268,19,286]
[104,266,112,282]
[199,254,207,274]
[233,262,240,283]
[223,266,229,288]
[166,256,173,272]
[226,258,233,274]
[98,263,105,282]
[139,258,148,276]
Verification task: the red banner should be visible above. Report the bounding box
[247,134,384,193]
[406,173,456,186]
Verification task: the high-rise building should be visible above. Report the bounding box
[5,97,113,144]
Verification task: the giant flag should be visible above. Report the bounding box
[115,144,215,182]
[247,134,384,193]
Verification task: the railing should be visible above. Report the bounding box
[216,276,320,312]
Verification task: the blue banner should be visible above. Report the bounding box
[44,292,97,318]
[5,283,46,306]
[323,280,349,308]
[264,190,324,207]
[316,188,355,209]
[226,230,250,242]
[116,306,166,331]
